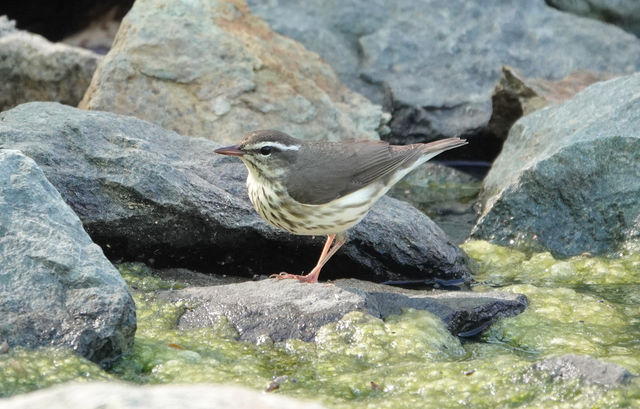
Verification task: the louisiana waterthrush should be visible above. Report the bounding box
[215,130,467,283]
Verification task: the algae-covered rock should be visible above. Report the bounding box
[0,348,112,397]
[158,278,528,342]
[472,73,640,257]
[0,102,469,282]
[79,0,385,143]
[0,150,135,367]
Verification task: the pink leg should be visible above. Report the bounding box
[271,234,346,283]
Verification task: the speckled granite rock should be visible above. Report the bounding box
[79,0,386,144]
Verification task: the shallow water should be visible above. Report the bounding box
[2,242,639,408]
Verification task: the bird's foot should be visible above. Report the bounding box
[270,272,319,283]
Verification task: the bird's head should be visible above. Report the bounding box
[214,130,302,182]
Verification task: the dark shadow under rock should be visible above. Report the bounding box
[0,102,470,283]
[158,279,528,342]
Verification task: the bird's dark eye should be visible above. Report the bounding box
[259,146,272,156]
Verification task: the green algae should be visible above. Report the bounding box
[3,245,640,408]
[117,262,188,292]
[463,239,640,286]
[463,240,640,376]
[0,348,113,397]
[111,255,640,408]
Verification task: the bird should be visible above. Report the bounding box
[214,130,467,283]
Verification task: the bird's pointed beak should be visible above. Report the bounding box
[214,145,244,157]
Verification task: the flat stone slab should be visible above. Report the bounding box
[158,279,528,342]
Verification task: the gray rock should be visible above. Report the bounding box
[159,278,528,342]
[487,66,613,143]
[0,16,100,112]
[0,15,17,36]
[79,0,386,144]
[533,354,635,387]
[0,150,135,367]
[0,102,470,283]
[247,0,640,145]
[471,72,640,257]
[547,0,640,37]
[1,382,328,409]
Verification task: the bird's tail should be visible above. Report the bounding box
[420,137,468,154]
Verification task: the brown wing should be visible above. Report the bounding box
[285,138,464,205]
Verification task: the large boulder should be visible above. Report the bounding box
[246,0,640,150]
[0,16,100,112]
[79,0,386,144]
[158,279,528,342]
[0,102,470,283]
[0,150,135,367]
[471,73,640,257]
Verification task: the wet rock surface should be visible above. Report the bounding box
[0,150,135,367]
[533,354,635,387]
[0,102,470,283]
[158,278,528,342]
[472,72,640,257]
[79,0,386,144]
[0,16,100,112]
[247,0,640,152]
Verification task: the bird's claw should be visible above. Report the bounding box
[270,272,318,283]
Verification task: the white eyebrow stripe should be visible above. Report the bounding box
[250,141,300,151]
